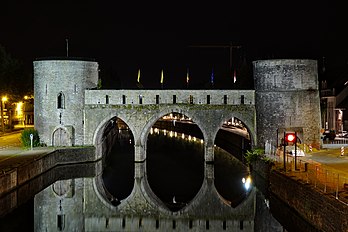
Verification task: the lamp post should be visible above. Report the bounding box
[1,96,8,133]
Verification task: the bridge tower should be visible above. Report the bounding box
[33,58,99,146]
[253,59,321,149]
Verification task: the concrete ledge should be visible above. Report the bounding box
[0,146,96,197]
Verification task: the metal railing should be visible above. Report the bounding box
[267,152,348,206]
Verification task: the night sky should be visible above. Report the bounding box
[1,1,347,90]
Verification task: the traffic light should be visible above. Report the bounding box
[285,132,296,146]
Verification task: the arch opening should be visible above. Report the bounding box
[146,112,205,211]
[214,116,252,207]
[100,116,135,206]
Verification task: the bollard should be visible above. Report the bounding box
[341,146,344,156]
[30,133,33,150]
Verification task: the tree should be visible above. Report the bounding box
[0,44,32,101]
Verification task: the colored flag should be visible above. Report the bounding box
[210,68,214,84]
[186,68,189,84]
[160,69,164,84]
[233,69,237,83]
[137,69,141,83]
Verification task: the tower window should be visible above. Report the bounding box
[57,92,65,109]
[189,95,193,104]
[207,95,211,104]
[57,214,65,231]
[223,95,227,104]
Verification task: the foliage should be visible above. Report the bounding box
[262,156,275,164]
[0,44,33,100]
[20,128,41,148]
[97,78,102,89]
[245,148,265,164]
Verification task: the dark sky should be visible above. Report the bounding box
[1,1,347,89]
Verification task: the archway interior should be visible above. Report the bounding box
[214,117,252,207]
[101,116,135,206]
[147,112,204,211]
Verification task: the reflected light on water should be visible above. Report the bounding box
[242,176,252,190]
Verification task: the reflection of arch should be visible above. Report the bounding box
[98,117,135,205]
[57,92,65,109]
[52,127,70,146]
[52,179,74,197]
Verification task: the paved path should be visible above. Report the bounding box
[301,148,348,176]
[0,131,54,173]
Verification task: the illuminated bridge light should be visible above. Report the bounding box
[182,133,185,139]
[200,139,204,144]
[150,128,153,135]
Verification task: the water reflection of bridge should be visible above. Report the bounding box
[35,161,257,232]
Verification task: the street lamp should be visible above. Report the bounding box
[1,96,8,133]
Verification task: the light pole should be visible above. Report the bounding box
[1,96,7,133]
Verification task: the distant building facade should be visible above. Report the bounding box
[320,80,348,135]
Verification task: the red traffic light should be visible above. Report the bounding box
[285,133,297,144]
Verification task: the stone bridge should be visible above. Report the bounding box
[34,59,322,157]
[83,89,256,162]
[32,58,322,231]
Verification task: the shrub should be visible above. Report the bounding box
[20,128,41,148]
[245,148,265,164]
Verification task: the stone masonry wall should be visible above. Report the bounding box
[34,59,98,146]
[253,59,321,149]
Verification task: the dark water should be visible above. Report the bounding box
[102,129,249,210]
[0,128,317,232]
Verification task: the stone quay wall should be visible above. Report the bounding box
[270,171,348,232]
[0,147,96,201]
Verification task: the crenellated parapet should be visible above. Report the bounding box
[84,89,255,105]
